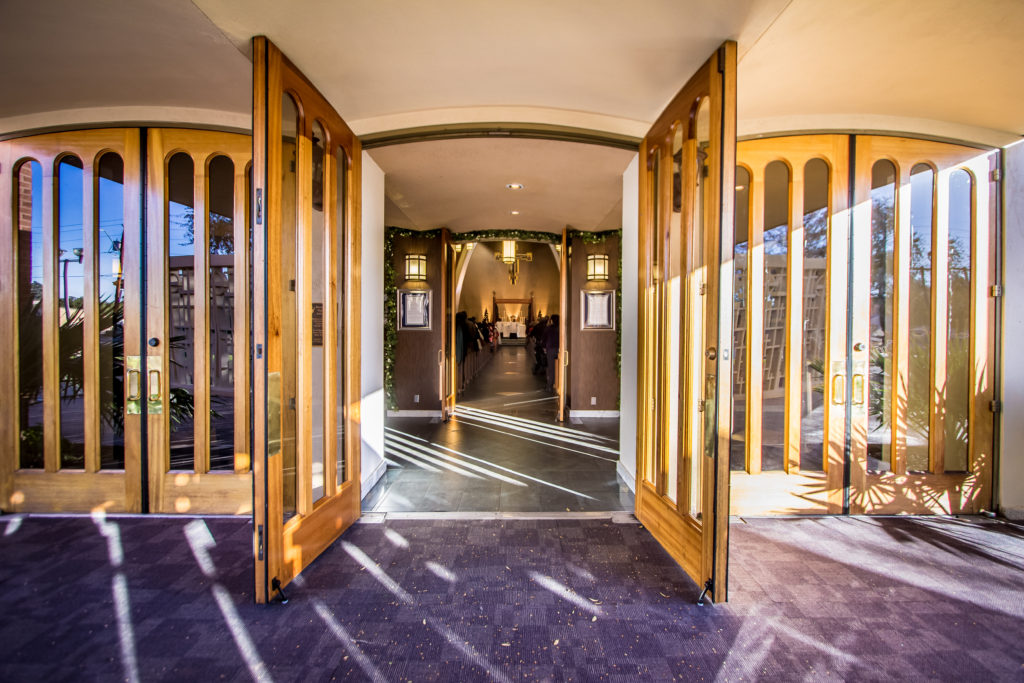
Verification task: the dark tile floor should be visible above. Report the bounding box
[2,513,1023,681]
[366,345,633,513]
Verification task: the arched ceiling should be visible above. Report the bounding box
[3,0,1022,233]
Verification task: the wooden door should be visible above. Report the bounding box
[143,129,253,514]
[635,42,735,603]
[733,135,850,513]
[557,227,569,422]
[252,36,362,603]
[441,230,456,420]
[1,129,143,513]
[849,136,997,514]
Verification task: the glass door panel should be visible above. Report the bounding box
[850,136,996,514]
[1,130,142,512]
[145,128,252,514]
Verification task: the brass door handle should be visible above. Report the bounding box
[148,369,161,402]
[127,368,142,401]
[831,374,845,405]
[852,374,865,405]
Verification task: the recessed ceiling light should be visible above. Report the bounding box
[505,183,524,190]
[510,210,520,215]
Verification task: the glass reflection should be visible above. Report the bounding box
[336,146,347,488]
[58,156,85,468]
[282,93,299,520]
[868,160,896,470]
[761,161,789,471]
[98,153,125,469]
[907,164,934,471]
[167,152,196,470]
[730,166,750,471]
[17,161,45,469]
[208,155,236,471]
[945,169,972,472]
[800,159,829,471]
[311,122,327,500]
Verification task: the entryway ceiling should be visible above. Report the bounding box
[3,0,1023,232]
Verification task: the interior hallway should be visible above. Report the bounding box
[364,344,633,513]
[2,513,1021,680]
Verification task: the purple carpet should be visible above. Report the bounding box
[1,513,1022,681]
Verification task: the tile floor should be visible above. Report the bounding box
[364,344,633,513]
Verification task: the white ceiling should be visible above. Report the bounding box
[2,0,1023,233]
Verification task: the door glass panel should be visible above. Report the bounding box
[945,169,972,472]
[868,160,896,471]
[97,153,125,469]
[800,158,829,471]
[730,166,749,471]
[666,125,683,504]
[311,121,327,500]
[17,160,44,469]
[281,93,299,520]
[335,146,347,486]
[691,96,710,519]
[643,151,661,485]
[761,160,789,471]
[907,164,934,472]
[57,155,85,469]
[208,155,235,471]
[167,152,195,469]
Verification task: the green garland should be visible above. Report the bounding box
[451,229,560,244]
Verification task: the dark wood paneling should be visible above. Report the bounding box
[569,235,620,411]
[393,234,443,410]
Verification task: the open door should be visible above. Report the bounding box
[441,230,457,420]
[635,42,735,603]
[557,227,569,422]
[252,37,362,603]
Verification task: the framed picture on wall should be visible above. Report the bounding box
[581,290,615,330]
[399,289,431,330]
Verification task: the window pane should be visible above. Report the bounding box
[761,160,789,471]
[665,124,682,504]
[58,156,85,469]
[167,152,195,470]
[907,164,934,472]
[281,93,299,521]
[311,122,327,500]
[868,160,896,471]
[335,146,348,487]
[800,159,829,471]
[98,153,125,469]
[730,166,750,471]
[208,155,235,471]
[945,169,972,472]
[17,161,44,469]
[691,97,710,520]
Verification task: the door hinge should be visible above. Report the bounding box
[289,397,296,410]
[257,524,264,561]
[699,282,706,296]
[990,284,1003,297]
[991,168,1002,183]
[289,279,296,291]
[697,399,706,413]
[990,399,1002,413]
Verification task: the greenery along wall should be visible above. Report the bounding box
[383,227,622,410]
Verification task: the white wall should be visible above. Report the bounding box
[999,140,1024,520]
[617,154,639,491]
[360,151,387,498]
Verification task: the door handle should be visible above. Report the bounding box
[852,374,865,405]
[563,350,569,367]
[125,356,143,415]
[147,356,163,414]
[831,374,845,405]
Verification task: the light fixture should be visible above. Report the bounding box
[404,253,427,280]
[505,183,524,190]
[495,240,532,285]
[587,254,609,281]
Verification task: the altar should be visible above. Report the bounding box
[495,321,526,338]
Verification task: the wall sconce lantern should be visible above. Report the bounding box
[587,254,609,281]
[404,253,427,280]
[496,240,531,285]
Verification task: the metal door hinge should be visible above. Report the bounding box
[990,284,1003,297]
[991,169,1002,183]
[699,282,706,296]
[990,400,1002,413]
[697,399,706,412]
